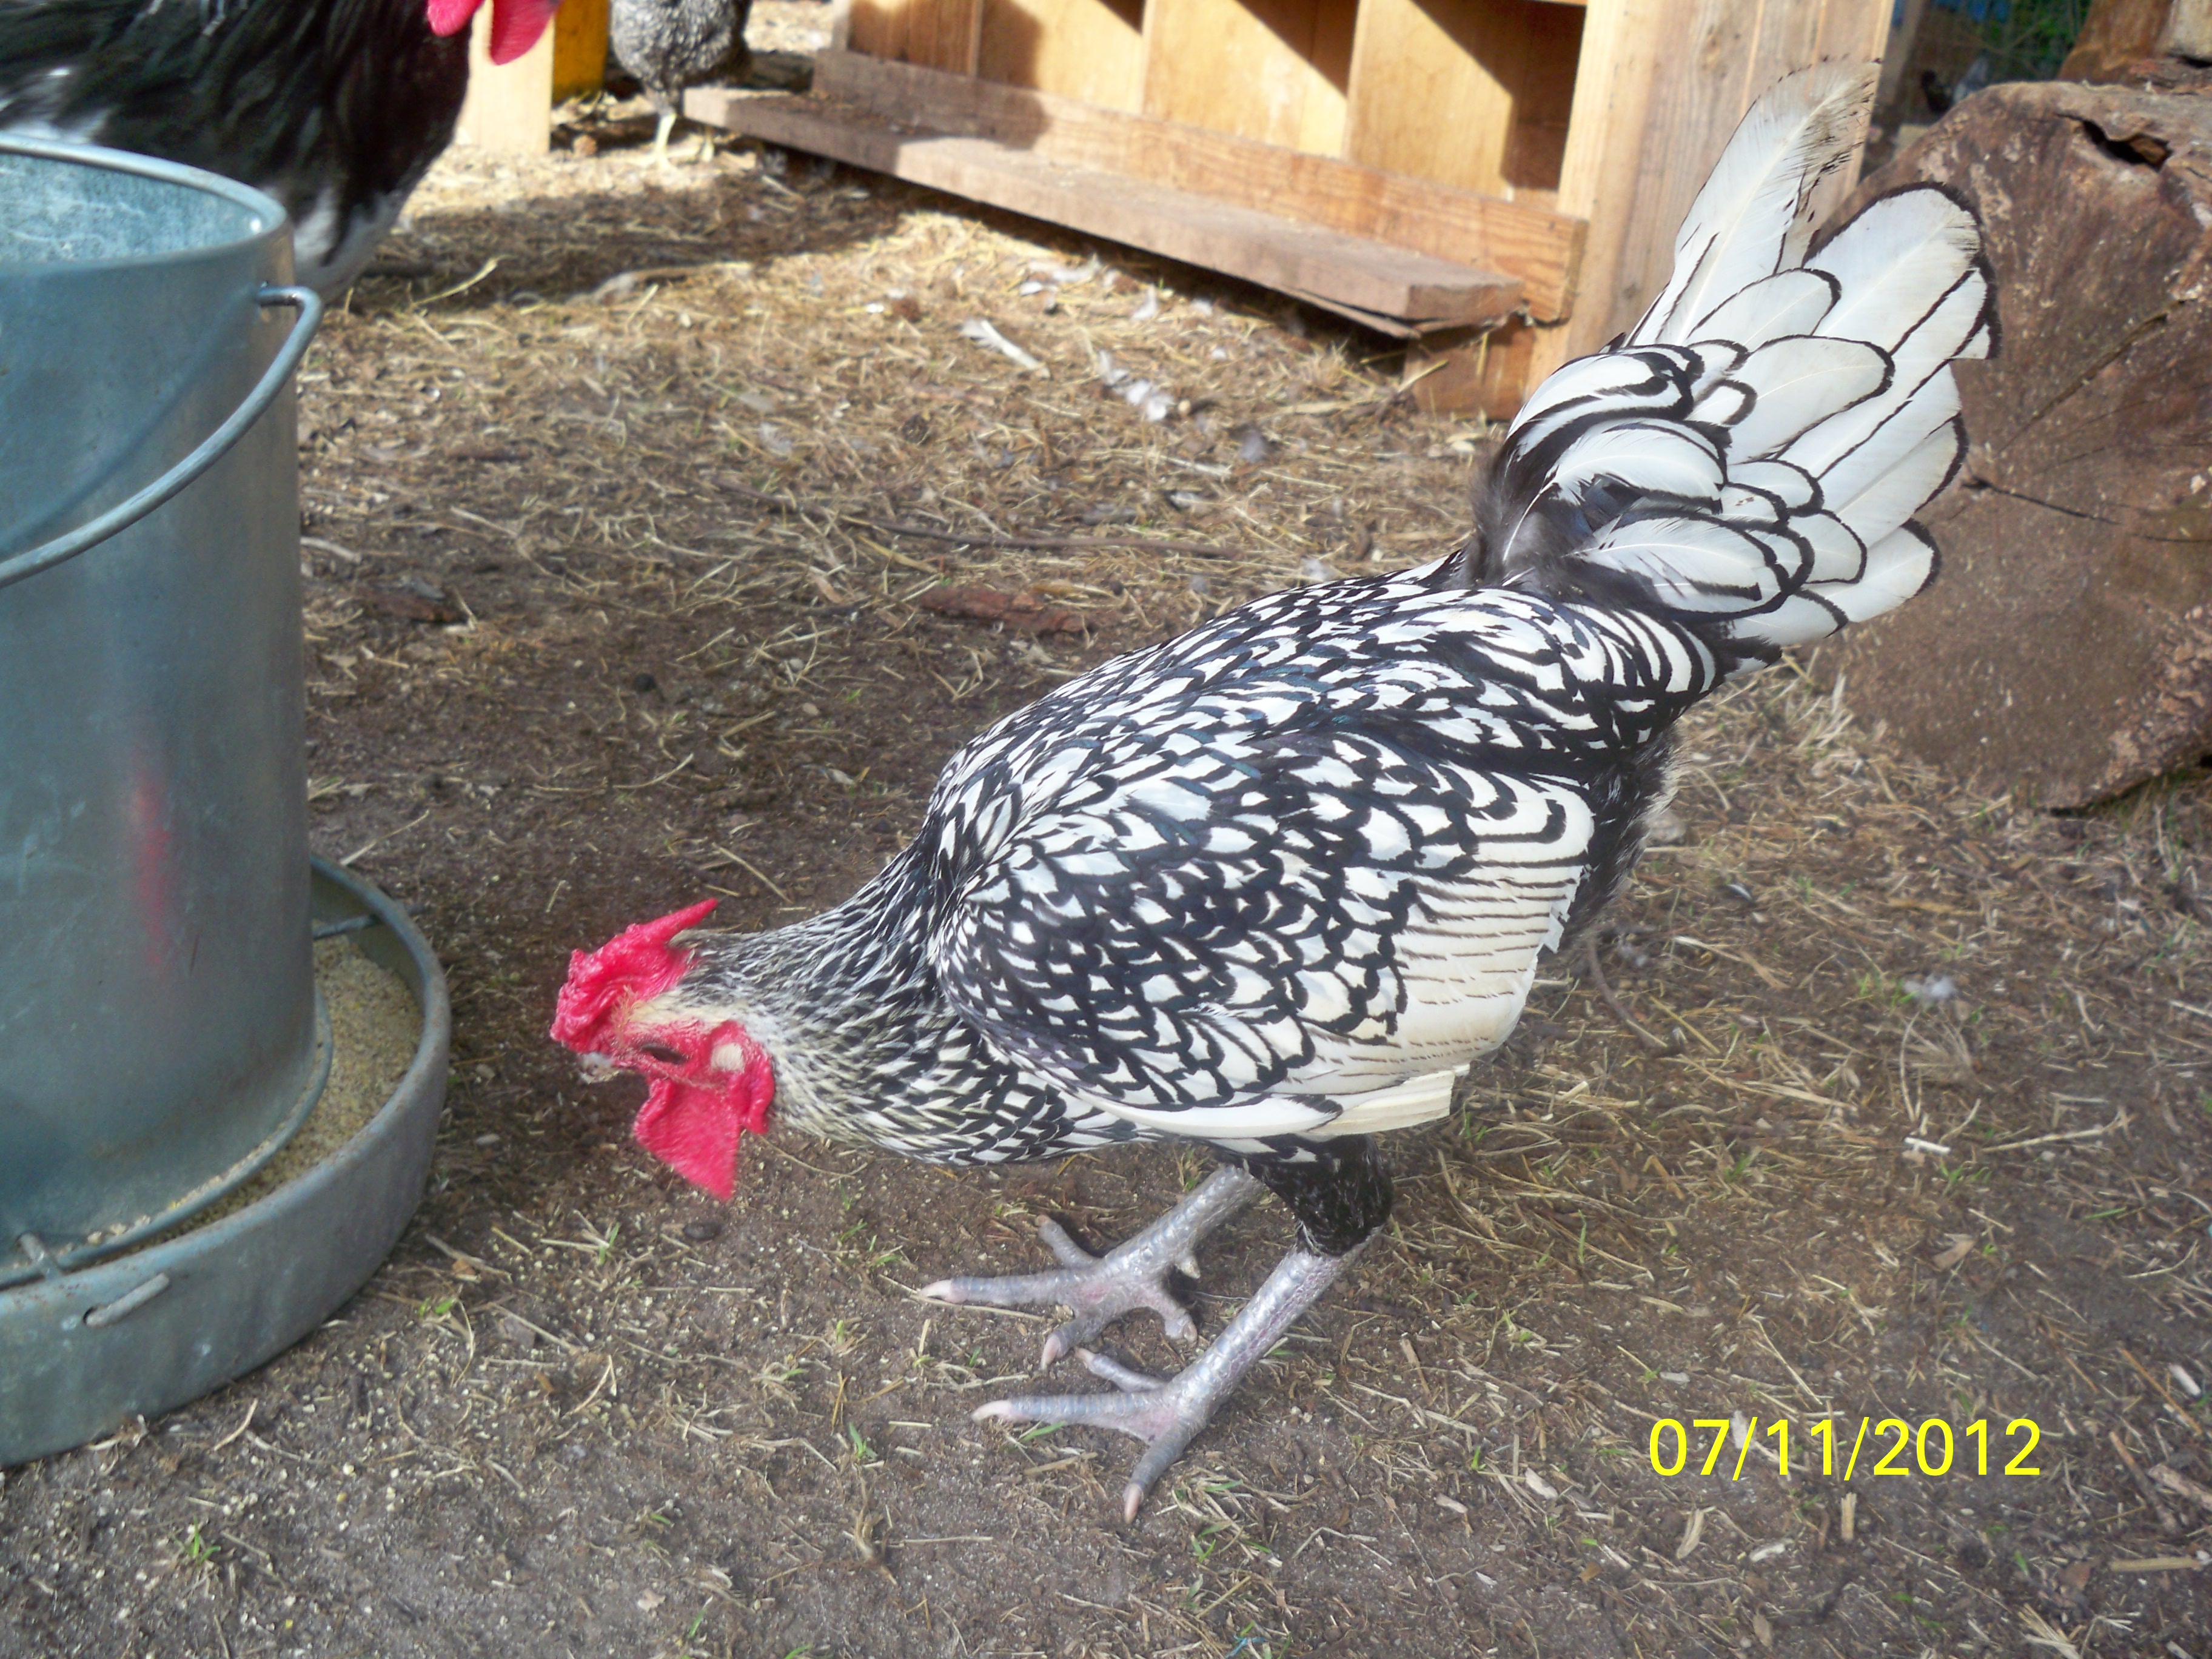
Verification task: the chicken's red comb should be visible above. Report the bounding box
[549,899,718,1051]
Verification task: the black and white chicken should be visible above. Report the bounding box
[0,0,561,294]
[552,64,1994,1518]
[609,0,752,162]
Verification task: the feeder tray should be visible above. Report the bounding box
[0,860,451,1465]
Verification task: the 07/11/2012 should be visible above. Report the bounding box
[1648,1417,2042,1481]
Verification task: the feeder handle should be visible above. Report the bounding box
[0,283,324,593]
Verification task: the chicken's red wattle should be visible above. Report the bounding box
[425,0,563,65]
[630,1025,773,1201]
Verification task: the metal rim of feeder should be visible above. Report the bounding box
[2,998,334,1293]
[0,859,452,1466]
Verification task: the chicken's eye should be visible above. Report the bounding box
[637,1042,687,1066]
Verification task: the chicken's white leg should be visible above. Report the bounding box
[974,1241,1364,1521]
[920,1165,1262,1365]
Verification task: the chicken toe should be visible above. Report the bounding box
[971,1243,1359,1520]
[922,1165,1261,1365]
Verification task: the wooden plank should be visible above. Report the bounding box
[687,91,1523,330]
[1537,0,1668,379]
[759,49,1584,317]
[1142,0,1355,156]
[978,0,1144,110]
[1403,318,1539,418]
[1347,0,1581,198]
[552,0,610,102]
[1532,0,1890,386]
[454,4,555,154]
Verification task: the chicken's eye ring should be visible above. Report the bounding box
[637,1042,687,1067]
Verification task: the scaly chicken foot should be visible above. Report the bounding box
[920,1165,1262,1366]
[974,1242,1363,1521]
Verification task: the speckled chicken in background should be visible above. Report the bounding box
[0,0,562,295]
[552,63,1996,1520]
[610,0,752,160]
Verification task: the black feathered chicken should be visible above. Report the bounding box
[552,64,1994,1519]
[0,0,561,295]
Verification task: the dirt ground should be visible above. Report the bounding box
[6,46,2212,1659]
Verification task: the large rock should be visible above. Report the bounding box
[1811,82,2212,808]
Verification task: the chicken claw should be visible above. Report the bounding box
[921,1165,1261,1365]
[972,1244,1361,1520]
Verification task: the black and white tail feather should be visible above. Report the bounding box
[1467,63,1993,672]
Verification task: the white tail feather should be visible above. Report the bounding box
[1717,336,1889,457]
[1828,526,1937,622]
[1631,64,1877,349]
[1547,423,1723,502]
[1479,62,1989,669]
[1693,268,1841,350]
[1809,190,1986,352]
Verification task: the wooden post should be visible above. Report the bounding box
[455,5,558,153]
[1543,0,1670,370]
[554,0,612,101]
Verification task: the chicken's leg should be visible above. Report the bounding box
[960,1138,1391,1519]
[975,1239,1366,1520]
[920,1164,1262,1365]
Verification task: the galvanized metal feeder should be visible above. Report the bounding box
[0,137,451,1463]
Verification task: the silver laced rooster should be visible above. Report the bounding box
[552,62,1993,1520]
